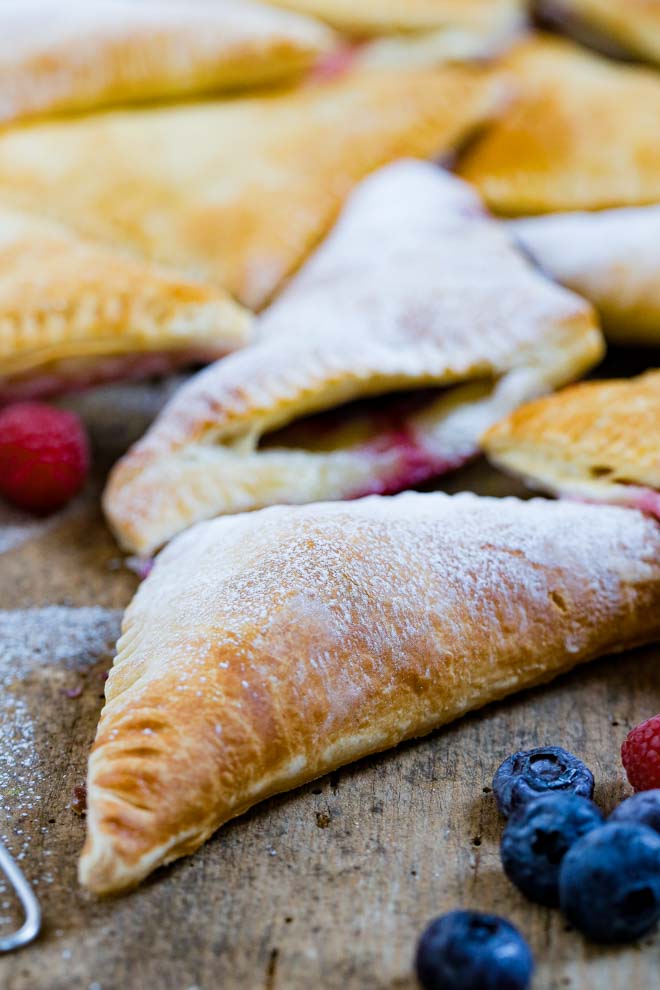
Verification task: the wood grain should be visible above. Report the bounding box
[0,373,658,990]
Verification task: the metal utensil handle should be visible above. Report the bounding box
[0,842,41,952]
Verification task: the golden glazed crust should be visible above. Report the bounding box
[79,491,660,894]
[264,0,525,36]
[482,371,660,514]
[0,208,251,400]
[510,207,660,346]
[0,63,504,311]
[0,0,335,125]
[457,35,660,214]
[539,0,660,64]
[103,162,602,556]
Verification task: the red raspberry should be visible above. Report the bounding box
[622,715,660,792]
[0,402,90,513]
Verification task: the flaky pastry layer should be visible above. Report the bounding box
[80,491,660,893]
[458,35,660,214]
[103,162,602,555]
[0,63,503,310]
[0,208,251,400]
[0,0,335,125]
[482,371,660,516]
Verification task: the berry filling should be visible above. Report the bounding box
[307,42,364,83]
[259,387,475,495]
[0,347,224,404]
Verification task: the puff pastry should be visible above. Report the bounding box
[482,371,660,518]
[264,0,525,37]
[79,490,660,893]
[536,0,660,64]
[0,64,503,311]
[457,35,660,214]
[0,0,335,126]
[0,208,250,402]
[510,207,660,346]
[103,161,602,556]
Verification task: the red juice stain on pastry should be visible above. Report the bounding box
[625,487,660,520]
[565,487,660,521]
[352,425,473,499]
[0,348,223,404]
[307,42,363,83]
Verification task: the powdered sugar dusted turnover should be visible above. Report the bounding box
[104,161,602,555]
[81,492,660,893]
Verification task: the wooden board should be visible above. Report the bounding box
[0,371,659,990]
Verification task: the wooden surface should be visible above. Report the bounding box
[0,368,659,990]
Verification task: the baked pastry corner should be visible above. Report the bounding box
[482,371,660,517]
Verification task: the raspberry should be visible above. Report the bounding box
[0,402,90,513]
[622,715,660,792]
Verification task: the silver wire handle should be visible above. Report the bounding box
[0,842,41,952]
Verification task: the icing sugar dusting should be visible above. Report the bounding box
[117,493,660,720]
[0,499,64,555]
[0,607,121,678]
[0,607,120,906]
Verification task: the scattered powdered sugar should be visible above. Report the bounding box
[0,607,121,679]
[0,499,67,555]
[0,607,121,908]
[0,690,41,905]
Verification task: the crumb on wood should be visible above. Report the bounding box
[72,784,87,815]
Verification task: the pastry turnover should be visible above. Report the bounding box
[264,0,525,37]
[457,35,660,214]
[482,371,660,518]
[104,162,602,556]
[0,208,250,402]
[510,207,660,346]
[536,0,660,64]
[79,491,660,894]
[0,0,335,126]
[0,64,503,310]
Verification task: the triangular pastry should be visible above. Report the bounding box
[482,371,660,518]
[0,0,335,126]
[510,207,660,346]
[79,491,660,893]
[536,0,660,64]
[264,0,525,37]
[103,161,603,556]
[0,64,503,310]
[457,35,660,214]
[0,207,251,402]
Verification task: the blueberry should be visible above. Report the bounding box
[500,793,604,906]
[610,790,660,834]
[559,823,660,943]
[415,910,534,990]
[493,747,594,817]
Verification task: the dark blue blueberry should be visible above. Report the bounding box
[559,823,660,943]
[610,790,660,834]
[493,747,594,817]
[500,793,604,906]
[415,910,534,990]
